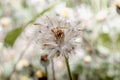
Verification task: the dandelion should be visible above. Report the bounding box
[37,16,83,58]
[36,16,83,80]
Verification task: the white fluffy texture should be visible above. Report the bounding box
[76,5,93,21]
[55,3,75,20]
[36,17,83,58]
[0,25,4,42]
[28,0,46,12]
[96,9,108,21]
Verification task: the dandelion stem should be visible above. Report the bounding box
[45,66,48,80]
[51,59,56,80]
[64,56,73,80]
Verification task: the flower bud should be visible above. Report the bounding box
[40,54,49,67]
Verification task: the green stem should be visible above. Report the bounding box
[64,56,73,80]
[51,59,56,80]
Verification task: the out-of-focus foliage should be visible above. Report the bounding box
[4,27,23,46]
[4,3,56,47]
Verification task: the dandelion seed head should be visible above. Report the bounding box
[51,27,65,43]
[36,16,83,58]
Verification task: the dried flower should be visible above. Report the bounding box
[40,54,49,67]
[36,16,83,58]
